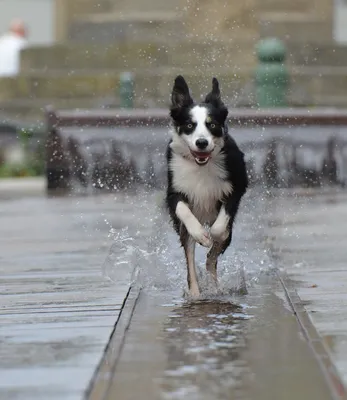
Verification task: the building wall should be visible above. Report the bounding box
[0,0,54,45]
[0,0,342,46]
[334,0,347,43]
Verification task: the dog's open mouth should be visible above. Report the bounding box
[190,150,212,165]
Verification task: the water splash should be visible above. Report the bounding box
[101,189,276,299]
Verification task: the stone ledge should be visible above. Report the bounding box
[68,0,113,16]
[73,11,180,23]
[260,12,324,22]
[20,41,256,72]
[21,40,347,74]
[289,43,347,67]
[0,68,253,102]
[2,67,347,119]
[259,19,333,43]
[0,177,45,198]
[4,66,347,99]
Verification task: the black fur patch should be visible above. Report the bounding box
[166,75,248,286]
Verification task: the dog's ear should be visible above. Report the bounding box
[205,77,228,121]
[205,77,222,106]
[171,75,193,109]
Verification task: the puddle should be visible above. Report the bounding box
[160,299,249,399]
[100,188,335,399]
[105,285,333,400]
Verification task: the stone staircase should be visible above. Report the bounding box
[1,0,347,121]
[67,0,184,43]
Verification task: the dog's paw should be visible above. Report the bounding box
[210,223,230,243]
[189,285,201,298]
[189,224,212,247]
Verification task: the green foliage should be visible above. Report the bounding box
[0,128,45,178]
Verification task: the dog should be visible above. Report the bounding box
[165,75,248,298]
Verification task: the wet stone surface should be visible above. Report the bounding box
[0,190,159,400]
[99,187,335,400]
[0,184,341,400]
[106,287,333,400]
[268,187,347,387]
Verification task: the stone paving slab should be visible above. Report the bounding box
[0,177,45,199]
[0,189,156,400]
[84,187,343,400]
[100,286,335,400]
[2,182,346,399]
[268,188,347,388]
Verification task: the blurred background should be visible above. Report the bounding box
[1,0,347,117]
[1,0,347,185]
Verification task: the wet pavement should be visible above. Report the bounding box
[0,186,157,400]
[268,187,347,390]
[0,181,345,400]
[103,288,333,400]
[91,185,342,400]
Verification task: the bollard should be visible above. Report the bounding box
[119,71,134,108]
[255,38,289,107]
[45,128,71,191]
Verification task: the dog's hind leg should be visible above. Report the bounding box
[206,235,231,284]
[206,243,223,283]
[180,226,200,298]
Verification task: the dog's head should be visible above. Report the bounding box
[169,75,228,166]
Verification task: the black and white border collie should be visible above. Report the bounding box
[166,75,248,298]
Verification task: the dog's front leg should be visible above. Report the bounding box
[180,227,200,297]
[176,201,212,298]
[176,201,212,248]
[210,205,230,243]
[211,191,244,243]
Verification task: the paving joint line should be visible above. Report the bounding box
[84,284,141,400]
[277,269,347,400]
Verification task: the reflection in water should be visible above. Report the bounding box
[102,187,337,400]
[160,300,251,400]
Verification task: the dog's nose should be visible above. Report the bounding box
[195,138,208,150]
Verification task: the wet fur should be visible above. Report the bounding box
[165,76,248,297]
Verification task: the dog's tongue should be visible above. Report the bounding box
[192,151,211,159]
[193,151,209,158]
[191,150,211,165]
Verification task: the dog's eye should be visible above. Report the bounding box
[210,124,216,129]
[187,124,193,129]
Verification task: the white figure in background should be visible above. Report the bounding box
[0,19,28,77]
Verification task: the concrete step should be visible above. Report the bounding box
[20,39,347,79]
[68,12,185,43]
[68,0,113,16]
[2,66,347,120]
[108,0,182,13]
[0,68,253,103]
[260,0,311,13]
[287,43,347,67]
[20,41,256,73]
[259,16,332,44]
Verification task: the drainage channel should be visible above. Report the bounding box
[86,274,340,400]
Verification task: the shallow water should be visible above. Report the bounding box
[106,284,333,400]
[0,186,337,399]
[102,186,276,299]
[100,188,335,400]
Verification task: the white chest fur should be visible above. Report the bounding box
[170,152,233,224]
